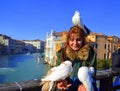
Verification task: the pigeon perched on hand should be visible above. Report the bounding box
[40,60,73,91]
[78,66,95,91]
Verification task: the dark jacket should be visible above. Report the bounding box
[55,44,97,91]
[56,44,97,79]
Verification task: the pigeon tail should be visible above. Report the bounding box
[82,77,94,91]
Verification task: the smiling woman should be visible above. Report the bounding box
[68,26,85,51]
[0,53,50,84]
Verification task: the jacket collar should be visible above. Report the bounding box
[66,44,91,61]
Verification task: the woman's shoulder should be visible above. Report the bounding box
[81,43,95,53]
[84,43,95,53]
[56,48,65,59]
[57,48,64,54]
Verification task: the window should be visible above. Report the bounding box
[104,44,106,49]
[104,54,106,60]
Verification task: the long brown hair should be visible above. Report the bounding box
[62,26,86,61]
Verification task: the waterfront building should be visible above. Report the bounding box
[44,30,67,66]
[14,40,25,54]
[87,33,120,60]
[22,39,44,53]
[44,30,56,66]
[0,34,45,55]
[0,34,16,54]
[0,34,5,54]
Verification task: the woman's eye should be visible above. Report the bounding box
[76,38,81,41]
[70,38,74,41]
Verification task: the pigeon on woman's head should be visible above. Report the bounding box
[72,10,91,36]
[72,10,84,29]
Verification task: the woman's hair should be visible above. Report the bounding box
[62,25,86,61]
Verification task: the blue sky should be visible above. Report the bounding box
[0,0,120,41]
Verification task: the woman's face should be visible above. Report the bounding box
[69,33,83,51]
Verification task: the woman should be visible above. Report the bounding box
[56,25,97,91]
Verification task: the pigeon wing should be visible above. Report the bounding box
[41,63,72,81]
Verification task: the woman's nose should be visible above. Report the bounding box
[73,40,77,44]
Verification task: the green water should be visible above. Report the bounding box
[0,53,50,83]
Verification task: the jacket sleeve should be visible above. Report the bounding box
[84,46,97,76]
[88,46,97,77]
[85,46,96,67]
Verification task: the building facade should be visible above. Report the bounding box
[87,33,120,60]
[44,30,67,66]
[0,34,44,55]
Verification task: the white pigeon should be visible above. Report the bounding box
[77,66,95,91]
[72,10,84,29]
[41,60,73,91]
[72,10,90,35]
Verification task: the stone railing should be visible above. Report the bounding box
[0,69,120,91]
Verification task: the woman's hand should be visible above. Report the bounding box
[57,80,71,90]
[77,84,86,91]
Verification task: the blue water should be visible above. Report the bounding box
[0,53,50,84]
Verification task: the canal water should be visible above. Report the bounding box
[0,53,51,84]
